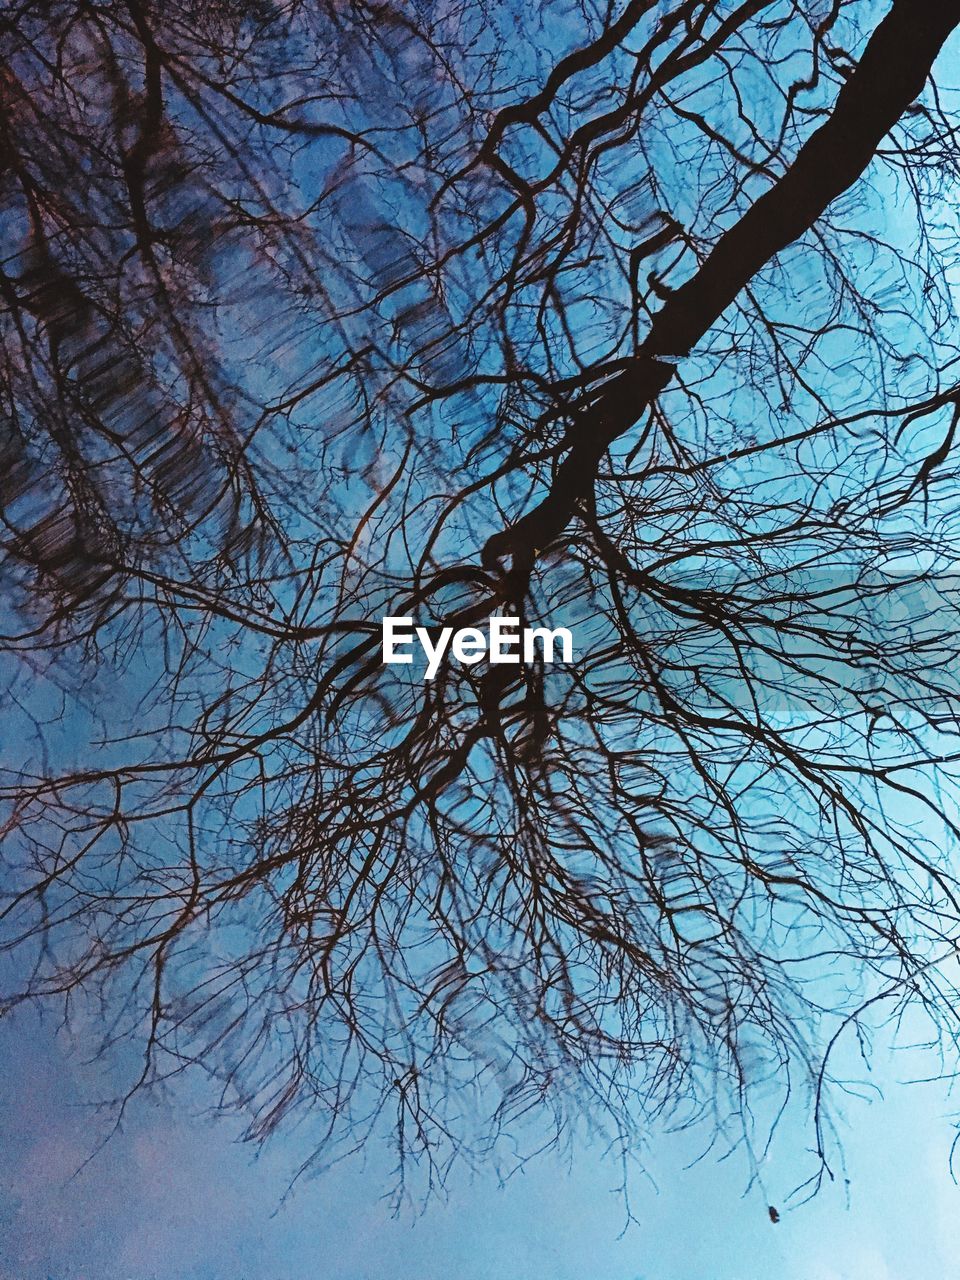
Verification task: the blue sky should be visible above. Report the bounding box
[5,6,960,1278]
[1,998,958,1280]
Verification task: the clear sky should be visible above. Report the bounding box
[1,999,958,1280]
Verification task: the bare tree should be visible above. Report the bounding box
[3,0,960,1206]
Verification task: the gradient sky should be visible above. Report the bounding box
[5,7,960,1279]
[1,997,959,1280]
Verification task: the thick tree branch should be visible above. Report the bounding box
[481,0,960,576]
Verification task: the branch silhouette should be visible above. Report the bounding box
[2,0,960,1206]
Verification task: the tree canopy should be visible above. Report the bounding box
[3,0,960,1205]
